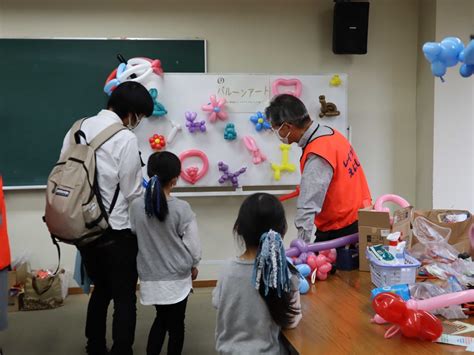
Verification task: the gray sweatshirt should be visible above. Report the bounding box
[212,259,301,355]
[130,196,201,282]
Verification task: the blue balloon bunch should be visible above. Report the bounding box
[459,40,474,78]
[423,37,474,79]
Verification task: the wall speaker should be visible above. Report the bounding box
[333,2,370,55]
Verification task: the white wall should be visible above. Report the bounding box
[433,0,474,211]
[1,0,420,282]
[415,0,436,209]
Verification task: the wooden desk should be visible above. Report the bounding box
[282,271,473,355]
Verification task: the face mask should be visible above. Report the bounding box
[127,114,143,130]
[273,124,291,144]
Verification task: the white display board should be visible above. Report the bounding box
[134,73,348,189]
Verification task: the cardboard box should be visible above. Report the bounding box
[412,210,473,254]
[7,293,21,312]
[7,263,28,312]
[358,206,413,271]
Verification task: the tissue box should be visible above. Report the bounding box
[358,206,413,271]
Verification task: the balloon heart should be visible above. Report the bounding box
[372,292,442,341]
[179,149,209,185]
[271,78,302,98]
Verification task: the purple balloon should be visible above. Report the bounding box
[299,252,308,264]
[286,233,359,258]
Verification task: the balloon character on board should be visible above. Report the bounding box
[271,144,296,181]
[179,150,209,185]
[149,134,166,151]
[202,95,228,123]
[217,162,246,188]
[149,89,168,117]
[250,112,271,132]
[185,111,206,133]
[104,55,163,95]
[223,123,237,140]
[422,37,465,81]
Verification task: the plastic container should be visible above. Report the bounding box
[367,247,421,287]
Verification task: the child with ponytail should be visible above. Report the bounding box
[130,151,201,355]
[212,193,302,355]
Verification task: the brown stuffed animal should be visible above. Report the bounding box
[319,95,340,118]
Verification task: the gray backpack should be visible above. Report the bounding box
[44,118,126,246]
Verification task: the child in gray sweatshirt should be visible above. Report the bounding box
[212,193,302,355]
[130,151,201,355]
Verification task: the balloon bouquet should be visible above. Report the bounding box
[285,234,359,294]
[423,36,474,80]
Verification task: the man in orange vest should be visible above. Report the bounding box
[265,94,372,243]
[0,175,11,334]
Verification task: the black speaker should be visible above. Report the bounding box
[332,2,370,55]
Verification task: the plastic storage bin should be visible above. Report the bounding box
[367,247,421,287]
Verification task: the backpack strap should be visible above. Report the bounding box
[89,123,127,218]
[89,123,127,151]
[70,118,88,145]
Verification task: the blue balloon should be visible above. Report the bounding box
[442,37,464,53]
[462,40,474,65]
[299,278,310,294]
[431,61,447,77]
[422,42,442,62]
[459,50,466,62]
[459,64,474,78]
[439,42,461,67]
[296,264,311,278]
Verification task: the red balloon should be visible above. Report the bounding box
[399,309,420,339]
[373,293,442,341]
[372,293,407,324]
[417,311,443,341]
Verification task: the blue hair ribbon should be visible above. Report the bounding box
[252,230,291,297]
[145,175,161,217]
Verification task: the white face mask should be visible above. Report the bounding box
[273,124,291,144]
[127,114,143,130]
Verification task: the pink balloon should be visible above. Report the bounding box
[271,78,302,98]
[374,194,410,212]
[315,254,327,268]
[202,95,228,123]
[179,150,209,185]
[307,255,318,271]
[319,263,332,274]
[408,289,474,311]
[316,270,328,281]
[328,249,337,263]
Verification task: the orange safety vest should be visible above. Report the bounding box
[300,127,372,232]
[0,175,11,270]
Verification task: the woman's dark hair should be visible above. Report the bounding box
[234,193,298,328]
[145,151,181,222]
[107,81,154,119]
[265,94,310,128]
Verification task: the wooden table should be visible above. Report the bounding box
[282,271,474,354]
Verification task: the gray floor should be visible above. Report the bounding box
[0,288,217,355]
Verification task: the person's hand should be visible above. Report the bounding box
[191,267,199,280]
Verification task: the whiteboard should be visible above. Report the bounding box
[134,73,348,188]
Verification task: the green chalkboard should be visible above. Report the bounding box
[0,38,206,187]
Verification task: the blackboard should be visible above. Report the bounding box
[0,38,206,187]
